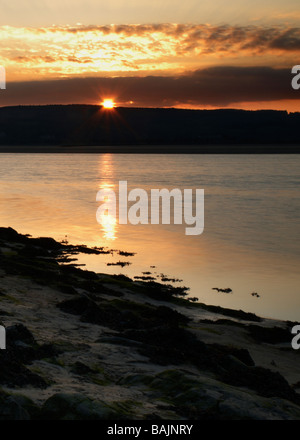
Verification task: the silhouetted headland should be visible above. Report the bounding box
[0,105,299,153]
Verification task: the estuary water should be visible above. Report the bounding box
[0,153,299,321]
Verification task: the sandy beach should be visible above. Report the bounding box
[1,226,300,420]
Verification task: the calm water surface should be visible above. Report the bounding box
[0,153,299,321]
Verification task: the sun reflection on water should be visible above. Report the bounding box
[97,154,118,241]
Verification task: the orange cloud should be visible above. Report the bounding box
[0,24,300,81]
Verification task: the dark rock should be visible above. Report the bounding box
[60,265,99,280]
[39,393,118,420]
[78,280,118,297]
[56,283,78,295]
[0,227,24,243]
[123,325,209,366]
[6,324,36,345]
[199,318,245,328]
[18,245,49,258]
[247,325,292,344]
[37,343,59,359]
[57,295,122,329]
[155,305,190,326]
[97,336,143,348]
[81,301,120,327]
[29,237,62,251]
[209,344,255,367]
[70,362,95,375]
[120,324,299,403]
[220,364,299,403]
[57,295,94,316]
[0,324,56,388]
[110,274,133,283]
[0,390,34,420]
[57,295,190,332]
[198,304,262,322]
[0,349,48,388]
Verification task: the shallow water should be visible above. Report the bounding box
[0,153,299,321]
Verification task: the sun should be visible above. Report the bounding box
[101,99,115,109]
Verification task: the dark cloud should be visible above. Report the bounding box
[18,23,300,55]
[1,66,299,107]
[269,28,300,51]
[75,24,300,53]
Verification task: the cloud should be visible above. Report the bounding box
[26,23,300,54]
[1,66,299,107]
[269,28,300,51]
[0,23,300,82]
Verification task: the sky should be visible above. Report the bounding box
[0,0,300,110]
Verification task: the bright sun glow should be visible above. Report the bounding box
[102,99,115,109]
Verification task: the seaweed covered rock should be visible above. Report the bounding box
[121,370,300,420]
[247,324,292,344]
[0,390,38,420]
[39,393,119,420]
[0,324,56,388]
[57,296,190,331]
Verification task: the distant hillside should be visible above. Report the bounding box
[0,105,299,152]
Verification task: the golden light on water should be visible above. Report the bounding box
[97,154,118,240]
[98,212,117,240]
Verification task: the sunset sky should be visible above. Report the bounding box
[0,0,300,110]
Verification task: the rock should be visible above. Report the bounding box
[97,336,143,348]
[198,304,262,322]
[57,295,122,329]
[56,283,78,295]
[247,324,292,344]
[123,325,210,366]
[57,295,93,316]
[0,227,23,243]
[0,391,34,420]
[6,324,36,345]
[219,364,299,403]
[124,369,300,420]
[40,393,118,420]
[29,237,62,250]
[60,265,99,280]
[0,324,56,388]
[0,348,48,388]
[18,245,49,258]
[118,374,152,387]
[70,362,95,375]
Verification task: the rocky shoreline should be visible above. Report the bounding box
[0,226,300,420]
